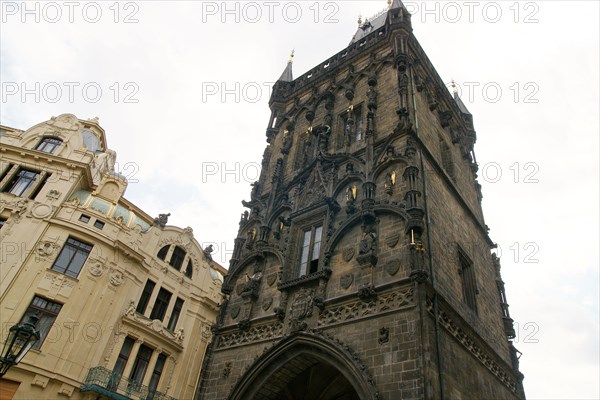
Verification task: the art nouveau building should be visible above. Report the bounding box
[0,114,226,400]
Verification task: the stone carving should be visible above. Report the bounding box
[36,240,59,260]
[358,285,377,302]
[222,362,232,378]
[241,269,263,300]
[174,327,185,342]
[125,300,136,316]
[357,225,378,267]
[45,189,61,201]
[342,247,355,262]
[203,244,214,261]
[386,233,400,248]
[318,286,414,327]
[109,270,124,286]
[290,288,314,320]
[266,273,277,287]
[262,298,273,311]
[88,261,105,277]
[385,260,401,276]
[153,213,171,228]
[378,327,389,344]
[217,322,283,349]
[202,323,211,339]
[230,304,241,319]
[340,273,354,289]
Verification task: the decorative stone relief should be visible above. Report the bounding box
[342,247,355,262]
[109,270,124,286]
[45,189,61,202]
[385,260,400,276]
[378,327,389,344]
[230,304,241,319]
[87,259,106,277]
[340,273,354,289]
[262,298,273,311]
[31,203,53,219]
[217,322,283,349]
[36,240,60,260]
[266,273,277,287]
[385,233,400,248]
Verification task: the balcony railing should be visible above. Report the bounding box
[81,366,176,400]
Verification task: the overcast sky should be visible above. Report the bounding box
[1,1,598,398]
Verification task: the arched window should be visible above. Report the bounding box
[157,245,169,260]
[169,246,186,271]
[36,137,63,154]
[185,260,193,278]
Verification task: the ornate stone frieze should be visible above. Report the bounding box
[318,286,414,327]
[216,321,284,349]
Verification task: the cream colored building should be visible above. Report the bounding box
[0,114,226,400]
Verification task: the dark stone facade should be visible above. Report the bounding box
[197,3,525,399]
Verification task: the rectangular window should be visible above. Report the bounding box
[298,225,323,277]
[51,237,93,278]
[3,168,39,197]
[93,220,105,229]
[136,280,156,314]
[0,219,6,229]
[20,296,62,350]
[28,174,49,200]
[110,336,135,390]
[459,250,478,313]
[166,298,184,331]
[149,288,172,321]
[79,214,91,223]
[129,344,153,385]
[147,353,167,399]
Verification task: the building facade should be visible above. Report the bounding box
[0,114,226,400]
[197,2,524,399]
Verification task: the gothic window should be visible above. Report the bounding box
[458,249,478,313]
[149,288,172,321]
[299,225,323,276]
[20,296,62,350]
[2,168,39,197]
[136,279,156,314]
[51,237,93,278]
[35,137,62,154]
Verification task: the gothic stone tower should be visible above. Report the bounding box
[197,2,525,399]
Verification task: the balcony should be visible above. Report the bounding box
[80,366,176,400]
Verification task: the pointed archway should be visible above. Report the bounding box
[228,332,378,400]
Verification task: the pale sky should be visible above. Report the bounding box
[1,1,599,398]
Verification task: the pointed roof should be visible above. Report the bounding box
[278,51,294,82]
[453,91,472,115]
[350,0,408,44]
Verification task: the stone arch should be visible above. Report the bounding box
[228,332,378,400]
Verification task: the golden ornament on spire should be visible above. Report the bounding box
[358,14,362,26]
[388,0,393,8]
[450,79,458,94]
[289,50,295,63]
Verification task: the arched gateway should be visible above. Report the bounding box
[228,333,377,400]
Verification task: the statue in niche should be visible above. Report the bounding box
[359,225,377,255]
[241,263,263,299]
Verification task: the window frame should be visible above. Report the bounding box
[20,295,62,350]
[458,248,478,313]
[35,136,63,154]
[137,280,156,315]
[149,287,172,322]
[298,224,323,277]
[166,297,184,331]
[50,237,93,278]
[2,168,40,197]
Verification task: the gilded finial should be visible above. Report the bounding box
[388,0,392,8]
[358,14,362,26]
[289,50,295,63]
[450,79,458,94]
